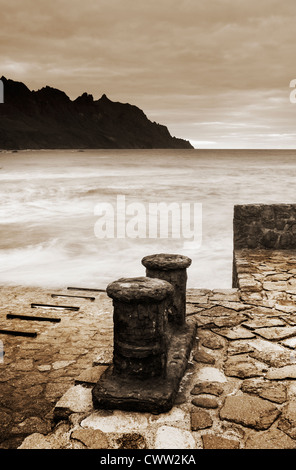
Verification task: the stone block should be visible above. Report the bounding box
[220,394,280,430]
[245,428,296,449]
[278,400,296,439]
[254,326,296,341]
[233,204,296,250]
[54,385,93,421]
[192,396,219,409]
[81,410,149,433]
[266,365,296,380]
[202,434,240,449]
[75,366,108,387]
[196,367,227,383]
[211,326,256,340]
[241,378,287,404]
[190,382,224,397]
[70,429,109,449]
[224,356,268,379]
[190,409,213,430]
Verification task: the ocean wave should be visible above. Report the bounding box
[1,149,296,289]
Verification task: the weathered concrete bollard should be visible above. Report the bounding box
[92,265,197,414]
[106,276,174,379]
[142,253,192,326]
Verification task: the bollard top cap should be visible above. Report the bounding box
[106,276,174,303]
[141,253,192,271]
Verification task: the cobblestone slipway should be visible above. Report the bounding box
[3,249,296,449]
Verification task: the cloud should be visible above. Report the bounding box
[1,0,296,147]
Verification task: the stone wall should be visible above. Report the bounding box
[233,204,296,250]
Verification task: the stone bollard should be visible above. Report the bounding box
[142,253,192,326]
[106,276,174,380]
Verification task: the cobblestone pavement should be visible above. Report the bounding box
[4,249,296,449]
[0,286,113,448]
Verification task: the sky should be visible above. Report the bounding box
[1,0,296,148]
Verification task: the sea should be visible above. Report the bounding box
[0,148,296,290]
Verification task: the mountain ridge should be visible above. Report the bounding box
[0,77,193,150]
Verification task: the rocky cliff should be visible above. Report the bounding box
[0,77,193,150]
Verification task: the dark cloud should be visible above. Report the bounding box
[1,0,296,147]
